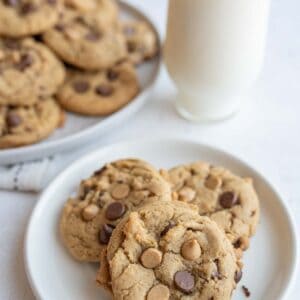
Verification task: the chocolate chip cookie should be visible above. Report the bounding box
[162,162,260,258]
[0,37,65,106]
[0,97,64,148]
[57,62,139,116]
[60,159,172,262]
[105,201,239,300]
[64,0,119,27]
[121,20,159,65]
[43,11,127,70]
[0,0,62,37]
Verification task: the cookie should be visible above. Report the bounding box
[64,0,118,27]
[162,162,260,258]
[0,0,62,37]
[105,200,239,300]
[121,20,159,65]
[0,37,65,106]
[60,159,172,262]
[43,11,127,70]
[0,97,64,149]
[57,62,139,116]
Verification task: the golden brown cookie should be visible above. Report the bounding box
[0,37,65,106]
[43,10,127,70]
[121,20,159,64]
[57,62,139,116]
[64,0,119,27]
[0,0,62,37]
[0,98,64,149]
[162,162,260,258]
[105,201,240,300]
[60,159,172,262]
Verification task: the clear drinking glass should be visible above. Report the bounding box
[164,0,271,122]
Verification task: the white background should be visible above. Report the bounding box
[1,0,299,299]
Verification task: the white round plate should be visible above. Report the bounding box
[0,1,161,165]
[25,139,298,300]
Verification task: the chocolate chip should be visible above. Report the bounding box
[3,39,20,50]
[6,112,22,127]
[95,85,113,97]
[54,24,65,31]
[20,3,37,15]
[4,0,18,6]
[219,191,238,208]
[233,239,242,249]
[174,271,195,294]
[107,69,119,81]
[234,270,243,283]
[16,54,33,71]
[105,202,126,221]
[85,31,101,41]
[211,259,222,280]
[47,0,56,5]
[72,80,90,93]
[160,221,175,237]
[74,16,85,24]
[190,169,197,175]
[127,41,136,53]
[242,286,251,297]
[94,165,107,176]
[34,34,43,42]
[99,224,115,244]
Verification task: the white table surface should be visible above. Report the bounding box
[1,0,299,299]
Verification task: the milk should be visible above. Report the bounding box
[164,0,271,121]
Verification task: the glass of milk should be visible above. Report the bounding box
[164,0,271,122]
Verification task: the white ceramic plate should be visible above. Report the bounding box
[0,1,161,165]
[25,139,298,300]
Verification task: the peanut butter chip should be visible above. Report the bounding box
[141,248,162,269]
[147,284,170,300]
[82,204,99,221]
[111,184,130,199]
[181,239,201,261]
[178,186,196,202]
[205,175,221,190]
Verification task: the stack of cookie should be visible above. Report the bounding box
[0,0,158,149]
[60,158,260,299]
[0,0,66,149]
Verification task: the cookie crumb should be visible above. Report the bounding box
[242,285,251,297]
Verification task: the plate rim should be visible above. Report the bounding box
[0,1,162,165]
[24,137,299,300]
